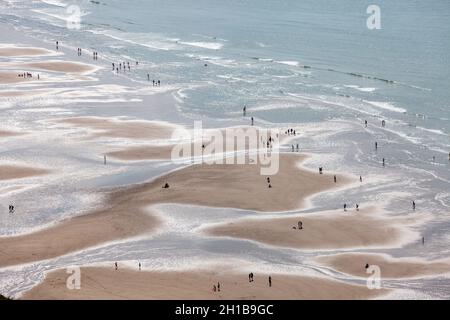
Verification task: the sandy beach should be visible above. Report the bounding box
[314,253,450,279]
[1,4,449,302]
[22,267,388,300]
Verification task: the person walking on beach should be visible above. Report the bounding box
[298,221,303,230]
[213,284,216,292]
[356,204,359,211]
[243,105,246,116]
[334,175,337,183]
[360,175,363,183]
[217,282,220,292]
[147,73,150,81]
[375,142,378,150]
[382,158,385,167]
[56,41,59,50]
[365,120,368,127]
[115,262,118,270]
[251,117,254,126]
[344,203,347,212]
[412,201,416,210]
[268,276,272,287]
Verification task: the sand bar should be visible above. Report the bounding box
[22,267,388,300]
[19,60,97,74]
[0,46,54,57]
[0,153,343,267]
[106,126,289,161]
[58,117,177,140]
[0,193,161,268]
[204,207,416,250]
[0,130,23,138]
[314,252,450,279]
[0,165,50,181]
[0,72,36,84]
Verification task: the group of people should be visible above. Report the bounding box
[266,177,272,188]
[343,203,360,212]
[293,220,303,230]
[285,128,296,136]
[92,51,99,60]
[8,205,15,214]
[113,61,132,73]
[18,72,39,80]
[291,144,299,152]
[212,282,221,292]
[149,78,161,86]
[77,48,82,56]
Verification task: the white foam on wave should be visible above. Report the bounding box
[364,100,407,113]
[275,60,299,67]
[40,0,67,7]
[416,126,447,136]
[32,8,90,23]
[345,85,377,92]
[179,41,223,50]
[87,29,180,51]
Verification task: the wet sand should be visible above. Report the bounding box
[314,252,450,279]
[106,126,289,161]
[22,267,388,300]
[20,60,97,74]
[0,154,342,267]
[0,192,161,268]
[0,165,50,181]
[107,144,174,161]
[0,130,23,138]
[204,207,417,250]
[57,117,177,140]
[0,71,36,84]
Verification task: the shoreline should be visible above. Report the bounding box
[0,22,446,301]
